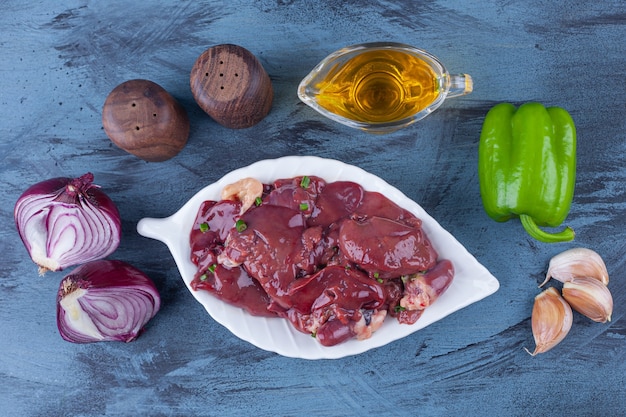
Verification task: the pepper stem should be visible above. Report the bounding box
[520,215,575,243]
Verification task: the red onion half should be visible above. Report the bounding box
[57,260,161,343]
[14,173,121,274]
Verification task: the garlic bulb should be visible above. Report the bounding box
[563,277,613,323]
[527,287,573,356]
[541,248,609,287]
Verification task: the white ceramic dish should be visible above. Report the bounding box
[137,156,499,359]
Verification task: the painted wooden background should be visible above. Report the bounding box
[1,1,624,416]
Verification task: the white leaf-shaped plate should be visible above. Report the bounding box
[137,156,499,359]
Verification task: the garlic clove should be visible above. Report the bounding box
[540,247,609,287]
[527,287,573,356]
[562,277,613,323]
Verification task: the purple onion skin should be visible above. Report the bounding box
[56,260,161,343]
[14,173,122,274]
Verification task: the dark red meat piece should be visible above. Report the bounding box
[308,181,364,228]
[265,176,326,215]
[338,216,438,278]
[220,204,316,309]
[355,190,422,227]
[286,265,386,346]
[190,200,241,264]
[191,264,278,317]
[400,259,455,314]
[287,265,385,314]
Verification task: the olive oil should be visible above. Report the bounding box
[312,49,440,124]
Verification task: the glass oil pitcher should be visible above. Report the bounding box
[298,42,473,133]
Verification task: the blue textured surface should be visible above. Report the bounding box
[1,1,625,416]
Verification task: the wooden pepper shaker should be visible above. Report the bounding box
[190,44,273,129]
[102,79,190,162]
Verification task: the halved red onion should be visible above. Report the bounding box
[14,173,121,274]
[57,260,161,343]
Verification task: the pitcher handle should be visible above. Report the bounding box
[446,74,473,98]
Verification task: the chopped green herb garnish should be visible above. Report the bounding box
[199,222,209,233]
[235,219,247,232]
[208,264,217,273]
[373,272,379,279]
[395,305,406,313]
[299,202,309,211]
[199,274,208,281]
[311,331,317,338]
[300,176,310,189]
[376,278,384,284]
[255,196,263,206]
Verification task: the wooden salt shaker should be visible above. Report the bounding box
[102,79,190,162]
[190,44,273,129]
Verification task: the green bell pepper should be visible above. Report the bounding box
[478,102,576,243]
